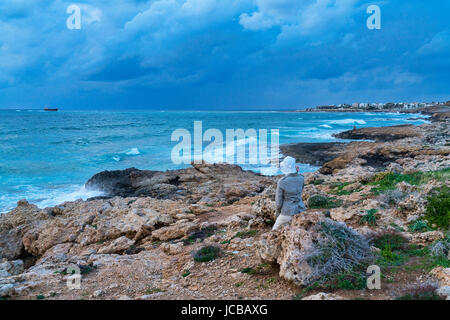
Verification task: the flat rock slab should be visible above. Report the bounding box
[334,124,422,142]
[280,142,348,167]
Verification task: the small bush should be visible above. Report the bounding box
[309,179,325,185]
[240,263,271,276]
[182,270,191,278]
[408,220,432,232]
[232,230,258,239]
[301,219,374,285]
[430,234,450,258]
[329,182,357,196]
[367,172,422,194]
[424,186,450,230]
[332,272,366,290]
[307,195,342,209]
[378,246,405,266]
[360,209,378,226]
[378,190,406,206]
[371,231,408,251]
[183,226,217,245]
[240,267,256,274]
[193,245,221,263]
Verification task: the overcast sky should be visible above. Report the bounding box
[0,0,449,110]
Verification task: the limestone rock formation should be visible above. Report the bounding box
[256,212,373,286]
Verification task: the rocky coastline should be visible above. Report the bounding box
[1,109,449,300]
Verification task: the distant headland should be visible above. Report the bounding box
[298,100,450,113]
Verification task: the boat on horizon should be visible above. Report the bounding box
[44,107,58,112]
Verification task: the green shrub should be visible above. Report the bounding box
[431,256,450,268]
[309,179,325,185]
[367,172,422,194]
[145,288,163,294]
[366,168,450,195]
[182,270,191,278]
[329,182,357,196]
[232,230,258,239]
[307,195,342,209]
[408,220,432,232]
[183,226,217,245]
[372,231,409,267]
[360,209,378,226]
[332,272,366,290]
[193,245,221,263]
[292,282,320,300]
[371,231,408,251]
[240,267,256,274]
[424,186,450,230]
[379,246,404,265]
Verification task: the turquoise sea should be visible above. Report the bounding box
[0,110,430,213]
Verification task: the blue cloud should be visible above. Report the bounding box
[0,0,449,109]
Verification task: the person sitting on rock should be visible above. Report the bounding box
[272,156,306,231]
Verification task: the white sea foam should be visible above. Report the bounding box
[125,148,141,155]
[258,166,280,176]
[319,124,332,128]
[327,119,367,125]
[311,132,337,140]
[201,136,261,164]
[34,186,104,209]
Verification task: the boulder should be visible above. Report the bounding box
[161,242,184,255]
[411,231,444,244]
[430,267,450,286]
[256,212,373,286]
[252,185,276,221]
[436,286,450,299]
[0,283,15,297]
[0,260,24,277]
[151,222,199,241]
[0,229,24,261]
[98,236,135,254]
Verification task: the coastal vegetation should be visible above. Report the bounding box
[307,195,342,209]
[425,186,450,229]
[193,246,221,263]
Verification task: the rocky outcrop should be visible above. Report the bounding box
[86,162,274,205]
[430,267,450,299]
[0,260,24,277]
[98,236,135,254]
[281,121,450,175]
[280,142,348,167]
[256,212,373,286]
[333,124,422,142]
[0,163,275,286]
